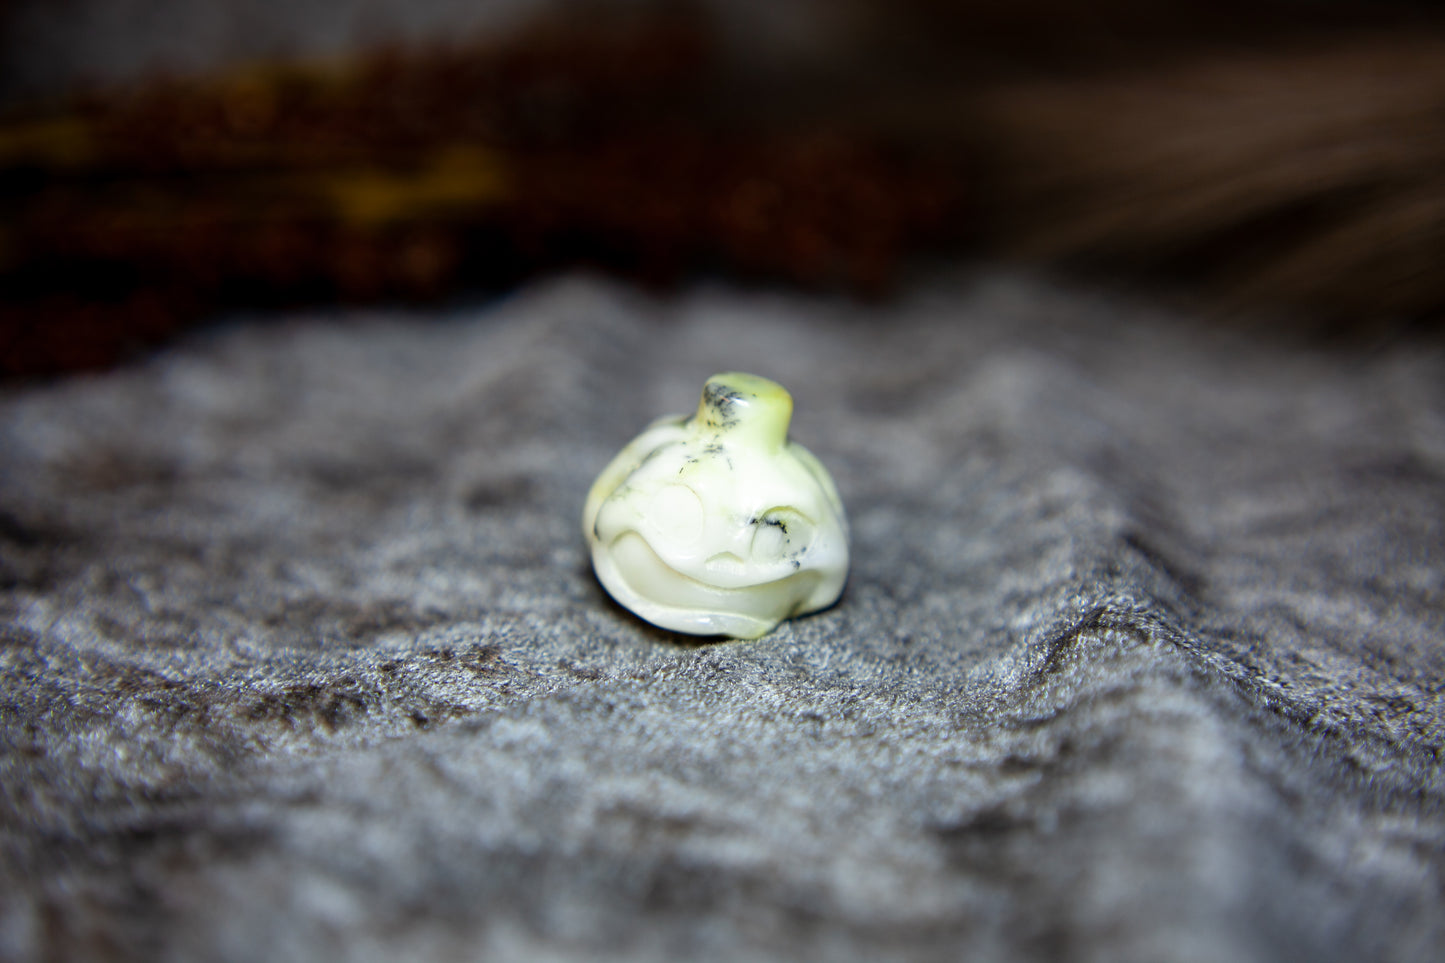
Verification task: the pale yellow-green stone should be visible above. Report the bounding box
[583,373,849,639]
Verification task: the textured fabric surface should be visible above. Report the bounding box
[1,273,1443,961]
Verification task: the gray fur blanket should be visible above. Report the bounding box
[2,273,1442,961]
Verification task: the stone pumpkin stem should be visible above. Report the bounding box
[694,372,793,453]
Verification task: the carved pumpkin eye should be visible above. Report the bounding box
[649,484,705,545]
[750,507,813,562]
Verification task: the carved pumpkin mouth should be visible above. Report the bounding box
[595,532,820,638]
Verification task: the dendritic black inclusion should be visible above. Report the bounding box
[702,382,745,425]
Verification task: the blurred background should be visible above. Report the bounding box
[2,0,1444,376]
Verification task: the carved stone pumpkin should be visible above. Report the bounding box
[584,372,849,639]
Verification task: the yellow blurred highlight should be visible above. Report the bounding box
[324,147,510,228]
[0,117,95,168]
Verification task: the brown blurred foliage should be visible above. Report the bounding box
[2,1,1444,375]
